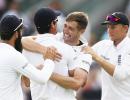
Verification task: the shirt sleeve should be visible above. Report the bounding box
[73,53,92,72]
[92,40,111,54]
[11,52,55,84]
[113,65,130,81]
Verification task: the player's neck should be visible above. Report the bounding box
[70,40,80,46]
[1,38,15,48]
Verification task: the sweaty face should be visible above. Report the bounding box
[107,24,127,45]
[14,30,23,53]
[63,21,82,45]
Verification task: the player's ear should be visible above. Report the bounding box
[80,29,85,35]
[50,21,55,29]
[14,31,19,39]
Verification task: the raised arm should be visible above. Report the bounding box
[22,36,46,54]
[22,36,62,61]
[11,50,55,84]
[83,46,115,76]
[83,46,130,81]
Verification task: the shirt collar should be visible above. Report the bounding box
[76,40,83,46]
[113,36,129,50]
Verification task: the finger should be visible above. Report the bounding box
[44,49,54,60]
[54,56,61,62]
[54,57,61,61]
[56,52,62,59]
[54,55,62,62]
[36,64,44,70]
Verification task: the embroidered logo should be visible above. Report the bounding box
[118,55,121,65]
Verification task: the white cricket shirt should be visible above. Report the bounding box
[0,43,54,100]
[92,36,130,100]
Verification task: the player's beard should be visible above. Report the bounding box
[14,32,23,53]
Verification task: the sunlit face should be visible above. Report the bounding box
[63,21,83,45]
[107,24,127,43]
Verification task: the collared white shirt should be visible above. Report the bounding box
[0,43,27,100]
[92,36,130,100]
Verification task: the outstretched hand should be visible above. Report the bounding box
[82,46,95,57]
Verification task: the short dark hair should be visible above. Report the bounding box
[66,12,88,30]
[0,15,23,40]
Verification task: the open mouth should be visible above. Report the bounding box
[63,33,71,40]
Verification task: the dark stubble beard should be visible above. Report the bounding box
[14,32,23,53]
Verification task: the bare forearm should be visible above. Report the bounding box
[22,36,46,54]
[50,73,82,90]
[22,36,62,61]
[93,53,115,76]
[83,46,115,76]
[50,68,87,90]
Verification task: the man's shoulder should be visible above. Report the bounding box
[0,43,20,55]
[55,40,74,51]
[0,43,27,66]
[52,40,75,57]
[92,40,112,53]
[94,40,112,47]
